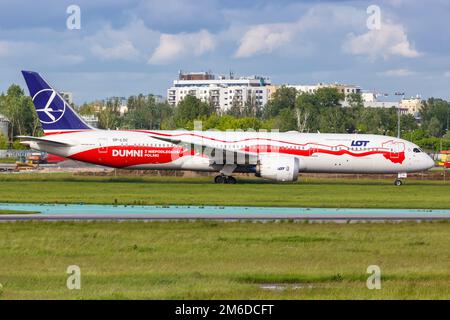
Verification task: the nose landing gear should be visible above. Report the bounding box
[394,172,407,186]
[214,175,237,184]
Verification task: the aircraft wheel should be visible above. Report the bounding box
[226,176,237,184]
[394,179,403,186]
[214,175,226,184]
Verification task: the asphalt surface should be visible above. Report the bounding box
[1,213,449,221]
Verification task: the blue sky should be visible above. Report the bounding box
[1,0,450,104]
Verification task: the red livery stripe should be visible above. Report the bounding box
[68,143,405,167]
[69,146,195,168]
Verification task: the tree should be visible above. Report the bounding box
[294,88,344,133]
[400,114,418,133]
[243,92,262,118]
[270,108,298,132]
[347,92,364,109]
[296,92,319,132]
[174,95,214,128]
[295,107,309,133]
[226,100,242,118]
[426,117,442,137]
[0,134,8,149]
[124,95,173,130]
[12,139,27,150]
[98,98,120,129]
[319,107,345,133]
[264,86,297,118]
[78,103,96,115]
[98,109,119,130]
[420,98,448,137]
[315,87,344,109]
[0,85,36,137]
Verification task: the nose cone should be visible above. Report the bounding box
[424,155,435,170]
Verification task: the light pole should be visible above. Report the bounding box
[447,105,449,133]
[395,92,405,138]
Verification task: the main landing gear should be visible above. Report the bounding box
[394,179,403,186]
[214,175,237,184]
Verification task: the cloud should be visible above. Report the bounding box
[91,40,140,60]
[148,29,215,64]
[234,22,298,58]
[0,41,9,56]
[343,21,421,59]
[84,19,161,62]
[379,68,416,77]
[444,71,450,78]
[0,40,37,57]
[233,5,363,59]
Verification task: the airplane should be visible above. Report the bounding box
[18,71,435,185]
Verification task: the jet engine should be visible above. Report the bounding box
[255,155,300,182]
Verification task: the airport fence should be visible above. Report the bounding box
[0,150,46,157]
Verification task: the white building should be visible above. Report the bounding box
[0,113,9,139]
[60,91,73,105]
[400,96,423,117]
[360,92,422,116]
[361,92,377,103]
[360,91,400,108]
[285,83,361,96]
[167,72,271,112]
[287,84,320,94]
[152,94,165,104]
[80,115,99,128]
[364,101,400,109]
[105,96,128,115]
[283,82,361,107]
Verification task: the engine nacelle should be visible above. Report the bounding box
[255,156,300,182]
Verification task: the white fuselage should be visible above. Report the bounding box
[29,129,435,175]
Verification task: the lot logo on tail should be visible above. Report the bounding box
[32,89,66,124]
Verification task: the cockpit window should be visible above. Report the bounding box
[413,147,422,153]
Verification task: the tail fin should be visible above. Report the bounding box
[21,71,92,134]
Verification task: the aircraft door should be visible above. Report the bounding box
[98,138,108,154]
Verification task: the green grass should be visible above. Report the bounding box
[0,221,449,299]
[0,174,449,299]
[0,157,17,164]
[0,173,449,208]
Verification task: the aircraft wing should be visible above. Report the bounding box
[15,136,73,147]
[149,135,258,165]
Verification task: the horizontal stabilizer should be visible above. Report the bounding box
[16,136,73,147]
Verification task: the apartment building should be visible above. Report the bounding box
[0,113,9,139]
[283,83,361,97]
[60,91,73,105]
[400,96,423,117]
[167,72,271,112]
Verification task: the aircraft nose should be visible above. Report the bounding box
[425,155,435,169]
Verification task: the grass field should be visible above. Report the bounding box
[0,158,17,164]
[0,173,449,300]
[0,221,449,299]
[0,173,449,208]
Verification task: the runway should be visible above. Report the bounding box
[1,203,450,221]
